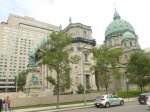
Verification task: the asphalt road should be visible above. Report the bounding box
[61,101,150,112]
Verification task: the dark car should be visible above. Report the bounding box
[138,92,150,104]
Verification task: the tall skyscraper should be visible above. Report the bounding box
[0,14,59,92]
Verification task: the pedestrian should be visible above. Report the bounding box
[4,96,10,111]
[0,97,2,112]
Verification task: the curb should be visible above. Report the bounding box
[50,98,138,112]
[13,98,138,112]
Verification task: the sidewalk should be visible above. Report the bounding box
[12,97,138,112]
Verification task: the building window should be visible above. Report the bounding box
[86,75,90,87]
[124,43,127,47]
[115,38,118,45]
[130,42,132,46]
[109,41,112,47]
[125,55,128,60]
[83,31,86,38]
[84,54,88,62]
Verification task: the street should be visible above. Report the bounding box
[61,101,150,112]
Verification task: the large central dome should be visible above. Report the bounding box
[105,9,135,38]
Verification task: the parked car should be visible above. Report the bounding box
[146,96,150,109]
[138,92,150,104]
[94,94,124,108]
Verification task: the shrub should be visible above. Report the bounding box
[117,90,141,98]
[77,84,84,94]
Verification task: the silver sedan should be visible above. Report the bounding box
[94,94,124,108]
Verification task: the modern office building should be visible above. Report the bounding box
[0,14,59,92]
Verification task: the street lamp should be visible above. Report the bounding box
[16,69,19,92]
[125,72,129,100]
[80,41,92,106]
[6,76,8,92]
[82,49,86,105]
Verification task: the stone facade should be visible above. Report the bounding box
[36,23,97,93]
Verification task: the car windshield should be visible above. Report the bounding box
[141,93,150,95]
[97,96,104,99]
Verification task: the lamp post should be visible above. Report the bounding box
[125,72,129,100]
[82,49,86,105]
[80,41,91,106]
[6,76,8,92]
[16,69,19,92]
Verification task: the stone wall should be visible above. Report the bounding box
[0,92,24,99]
[9,93,100,107]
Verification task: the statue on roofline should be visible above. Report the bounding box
[59,24,62,31]
[69,17,72,24]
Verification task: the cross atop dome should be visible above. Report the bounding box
[113,3,121,20]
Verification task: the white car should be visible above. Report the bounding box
[146,95,150,109]
[94,94,124,108]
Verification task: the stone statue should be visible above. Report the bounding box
[28,51,37,66]
[23,88,26,93]
[30,73,38,85]
[69,17,72,24]
[59,24,62,31]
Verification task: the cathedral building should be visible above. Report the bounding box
[35,22,97,93]
[103,9,142,91]
[34,9,146,93]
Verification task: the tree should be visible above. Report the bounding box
[14,70,27,91]
[92,45,123,93]
[126,51,150,93]
[38,31,80,109]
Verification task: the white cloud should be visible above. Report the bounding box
[0,0,150,49]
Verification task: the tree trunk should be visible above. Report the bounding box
[143,86,145,92]
[56,71,60,109]
[140,86,143,93]
[95,71,100,91]
[105,83,108,94]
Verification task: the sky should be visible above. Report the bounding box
[0,0,150,49]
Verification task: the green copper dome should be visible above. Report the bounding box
[105,9,135,38]
[122,31,136,42]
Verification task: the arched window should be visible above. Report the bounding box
[84,54,88,62]
[83,31,86,38]
[130,42,132,46]
[86,75,90,87]
[124,43,127,47]
[115,38,118,45]
[125,55,128,60]
[109,41,112,47]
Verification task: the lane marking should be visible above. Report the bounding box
[121,105,139,108]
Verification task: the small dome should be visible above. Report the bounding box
[105,9,135,38]
[122,31,136,41]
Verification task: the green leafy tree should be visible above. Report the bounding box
[92,45,123,94]
[38,31,80,109]
[14,70,27,91]
[126,51,150,93]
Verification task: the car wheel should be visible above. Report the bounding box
[139,102,143,104]
[105,102,110,108]
[120,100,124,106]
[95,105,99,108]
